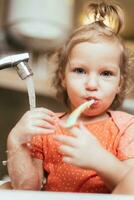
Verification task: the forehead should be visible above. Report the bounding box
[69,41,122,66]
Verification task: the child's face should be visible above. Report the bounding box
[62,41,121,116]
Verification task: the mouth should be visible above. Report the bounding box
[85,97,99,107]
[86,96,98,101]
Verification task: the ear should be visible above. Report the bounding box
[59,71,66,88]
[116,85,121,94]
[117,75,123,94]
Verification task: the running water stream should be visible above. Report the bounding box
[2,75,36,168]
[25,76,36,110]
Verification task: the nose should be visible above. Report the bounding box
[85,74,98,91]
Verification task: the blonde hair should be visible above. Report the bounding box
[52,0,132,109]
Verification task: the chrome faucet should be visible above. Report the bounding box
[0,53,33,79]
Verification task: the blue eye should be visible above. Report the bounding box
[101,71,113,77]
[73,67,86,74]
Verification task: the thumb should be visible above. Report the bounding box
[79,122,96,139]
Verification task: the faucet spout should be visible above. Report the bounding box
[16,62,33,80]
[0,53,33,79]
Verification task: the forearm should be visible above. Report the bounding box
[7,133,41,190]
[95,149,129,191]
[112,168,134,194]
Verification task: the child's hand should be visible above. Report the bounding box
[9,107,57,144]
[55,123,104,170]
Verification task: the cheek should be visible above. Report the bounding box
[66,76,83,93]
[102,78,120,93]
[66,81,79,97]
[65,77,84,105]
[104,88,118,100]
[101,80,120,102]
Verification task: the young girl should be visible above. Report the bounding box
[6,1,134,194]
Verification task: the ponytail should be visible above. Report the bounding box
[84,0,125,34]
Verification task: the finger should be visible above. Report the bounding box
[54,135,76,147]
[43,116,57,125]
[79,122,96,139]
[69,127,81,137]
[32,113,56,125]
[79,123,89,133]
[31,111,58,125]
[18,128,55,144]
[63,156,73,164]
[63,156,81,167]
[23,109,56,124]
[32,107,56,117]
[32,119,56,129]
[31,126,55,135]
[59,144,74,156]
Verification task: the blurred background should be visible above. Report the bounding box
[0,0,134,179]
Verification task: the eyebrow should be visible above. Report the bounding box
[68,61,87,67]
[100,65,119,70]
[68,59,119,70]
[69,62,118,68]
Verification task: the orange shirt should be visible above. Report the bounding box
[31,111,134,193]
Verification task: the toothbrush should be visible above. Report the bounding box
[65,99,95,128]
